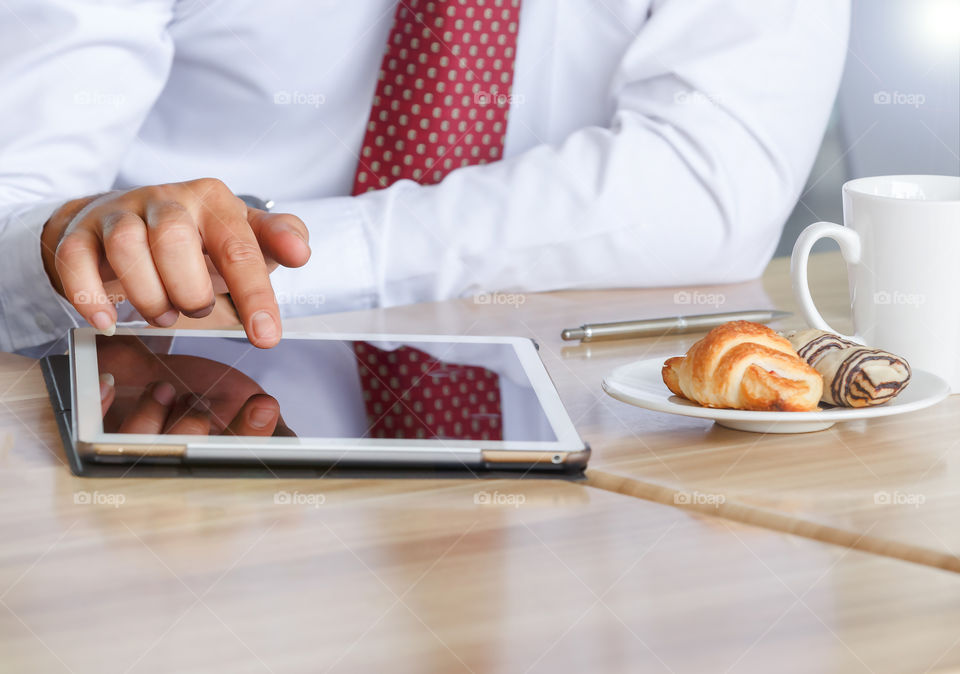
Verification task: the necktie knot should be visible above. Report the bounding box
[352,0,522,195]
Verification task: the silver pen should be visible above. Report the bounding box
[560,309,791,342]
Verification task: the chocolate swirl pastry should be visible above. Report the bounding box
[785,329,911,407]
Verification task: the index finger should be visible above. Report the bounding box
[199,206,282,348]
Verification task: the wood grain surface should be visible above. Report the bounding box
[2,252,960,673]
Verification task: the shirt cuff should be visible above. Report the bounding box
[0,200,85,353]
[267,195,378,318]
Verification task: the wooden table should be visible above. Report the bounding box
[552,254,960,574]
[281,252,960,571]
[2,252,959,673]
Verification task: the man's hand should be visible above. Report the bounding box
[101,374,294,437]
[97,339,297,436]
[41,178,310,348]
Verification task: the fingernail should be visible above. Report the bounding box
[248,405,277,429]
[92,311,116,336]
[250,310,279,343]
[278,222,308,245]
[152,382,176,406]
[294,231,310,250]
[190,394,210,411]
[153,310,179,327]
[99,373,114,401]
[181,301,215,319]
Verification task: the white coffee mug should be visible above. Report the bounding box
[791,175,960,392]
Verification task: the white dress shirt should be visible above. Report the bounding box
[0,0,849,353]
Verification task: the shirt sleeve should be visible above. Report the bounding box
[0,0,175,352]
[0,201,77,353]
[269,0,850,315]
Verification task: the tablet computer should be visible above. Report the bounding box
[68,328,589,473]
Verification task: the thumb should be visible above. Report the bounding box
[247,208,311,269]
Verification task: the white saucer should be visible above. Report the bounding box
[602,357,950,433]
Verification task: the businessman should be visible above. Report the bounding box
[0,0,850,352]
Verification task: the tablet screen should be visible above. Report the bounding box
[95,335,557,442]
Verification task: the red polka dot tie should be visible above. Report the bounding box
[351,0,517,441]
[355,342,504,441]
[351,0,522,195]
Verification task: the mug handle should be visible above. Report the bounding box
[790,222,862,341]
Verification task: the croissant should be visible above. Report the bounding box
[662,321,822,411]
[785,329,911,407]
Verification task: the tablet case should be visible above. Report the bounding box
[39,354,583,480]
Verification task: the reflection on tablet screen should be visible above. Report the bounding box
[96,335,557,441]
